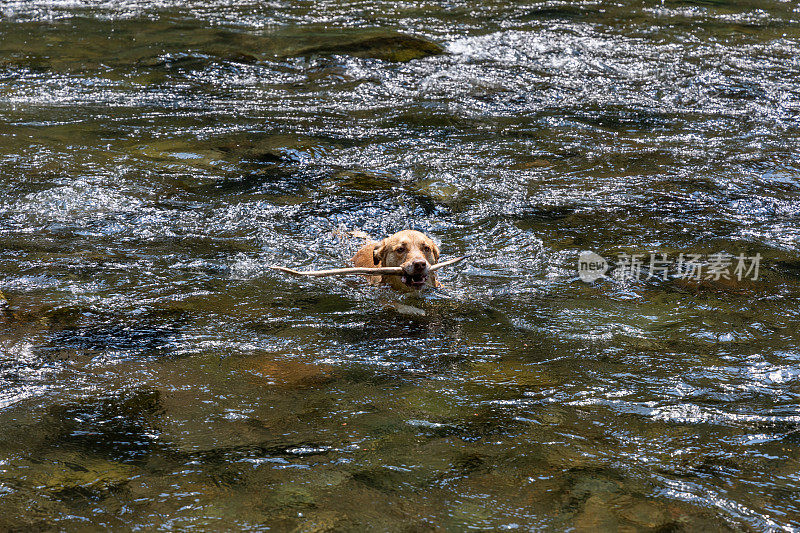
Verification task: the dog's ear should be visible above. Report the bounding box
[431,241,440,262]
[373,240,386,265]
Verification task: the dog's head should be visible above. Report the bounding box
[373,230,440,290]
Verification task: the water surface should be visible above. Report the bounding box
[1,0,800,530]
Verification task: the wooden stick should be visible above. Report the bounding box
[270,255,470,277]
[270,265,403,277]
[430,255,471,272]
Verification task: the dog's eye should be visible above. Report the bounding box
[395,247,406,254]
[421,245,430,252]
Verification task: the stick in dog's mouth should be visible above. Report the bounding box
[270,255,470,278]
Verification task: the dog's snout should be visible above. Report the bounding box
[412,259,427,271]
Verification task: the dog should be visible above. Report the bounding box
[351,230,441,292]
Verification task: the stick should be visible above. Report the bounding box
[270,265,403,277]
[430,255,471,272]
[270,255,470,277]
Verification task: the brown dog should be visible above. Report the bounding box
[352,230,441,292]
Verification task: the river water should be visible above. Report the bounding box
[1,0,799,530]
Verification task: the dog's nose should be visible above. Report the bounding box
[412,259,427,271]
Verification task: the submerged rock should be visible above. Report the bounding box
[289,32,445,62]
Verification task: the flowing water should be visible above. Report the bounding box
[1,0,800,530]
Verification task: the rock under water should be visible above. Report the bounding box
[287,32,445,62]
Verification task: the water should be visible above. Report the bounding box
[1,0,799,530]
